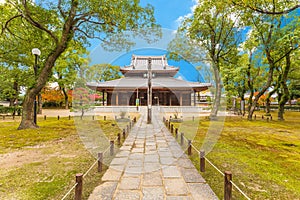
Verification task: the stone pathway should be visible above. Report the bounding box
[89,108,218,200]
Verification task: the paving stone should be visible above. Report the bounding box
[135,144,144,148]
[144,163,161,173]
[125,166,143,175]
[188,183,219,200]
[160,156,176,165]
[143,172,163,186]
[135,141,145,145]
[145,142,156,146]
[162,166,181,178]
[132,148,144,153]
[144,154,159,163]
[89,182,117,200]
[127,159,143,167]
[142,187,165,200]
[89,110,217,200]
[145,147,157,153]
[177,158,195,169]
[180,168,206,183]
[164,178,188,195]
[157,143,169,148]
[115,150,130,157]
[109,164,125,171]
[129,153,144,160]
[119,146,132,151]
[102,168,122,181]
[114,190,141,200]
[166,196,192,200]
[158,151,173,157]
[110,157,128,165]
[119,177,141,190]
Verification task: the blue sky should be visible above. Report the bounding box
[139,0,196,30]
[89,0,204,82]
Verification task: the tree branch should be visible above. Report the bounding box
[58,0,66,19]
[17,0,59,43]
[75,28,105,41]
[232,1,300,15]
[1,14,22,35]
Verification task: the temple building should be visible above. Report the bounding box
[87,55,210,106]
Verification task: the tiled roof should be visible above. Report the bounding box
[87,77,211,91]
[122,54,178,71]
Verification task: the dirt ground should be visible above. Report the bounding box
[38,109,73,117]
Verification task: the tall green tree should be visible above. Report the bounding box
[1,0,160,129]
[170,1,241,119]
[238,1,300,120]
[85,64,122,83]
[54,41,89,109]
[0,64,29,105]
[288,50,300,101]
[230,0,300,15]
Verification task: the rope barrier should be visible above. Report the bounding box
[166,119,251,200]
[83,159,98,178]
[61,119,135,199]
[60,132,119,199]
[191,144,200,154]
[183,136,189,143]
[230,180,251,200]
[191,145,251,199]
[204,157,225,176]
[61,182,78,200]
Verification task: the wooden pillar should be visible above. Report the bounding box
[75,174,83,200]
[224,171,232,200]
[180,93,183,106]
[194,91,196,106]
[126,93,129,106]
[169,93,172,106]
[107,92,111,105]
[102,90,105,106]
[116,92,119,106]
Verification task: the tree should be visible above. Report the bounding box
[238,4,299,120]
[0,64,29,105]
[86,63,122,83]
[54,42,89,109]
[230,0,300,15]
[288,51,300,100]
[41,86,65,107]
[170,1,242,119]
[1,0,160,129]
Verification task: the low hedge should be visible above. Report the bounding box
[0,106,22,115]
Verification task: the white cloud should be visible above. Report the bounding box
[175,0,198,26]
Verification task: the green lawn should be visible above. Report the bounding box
[171,111,300,200]
[0,116,127,200]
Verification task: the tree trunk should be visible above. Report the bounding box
[62,87,69,109]
[248,67,274,120]
[9,81,19,107]
[265,88,277,114]
[18,92,38,129]
[240,96,245,116]
[210,63,221,120]
[37,93,42,114]
[278,101,285,121]
[246,53,254,119]
[277,52,291,121]
[17,0,77,129]
[18,44,71,129]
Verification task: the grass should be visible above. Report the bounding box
[170,111,300,200]
[0,115,130,200]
